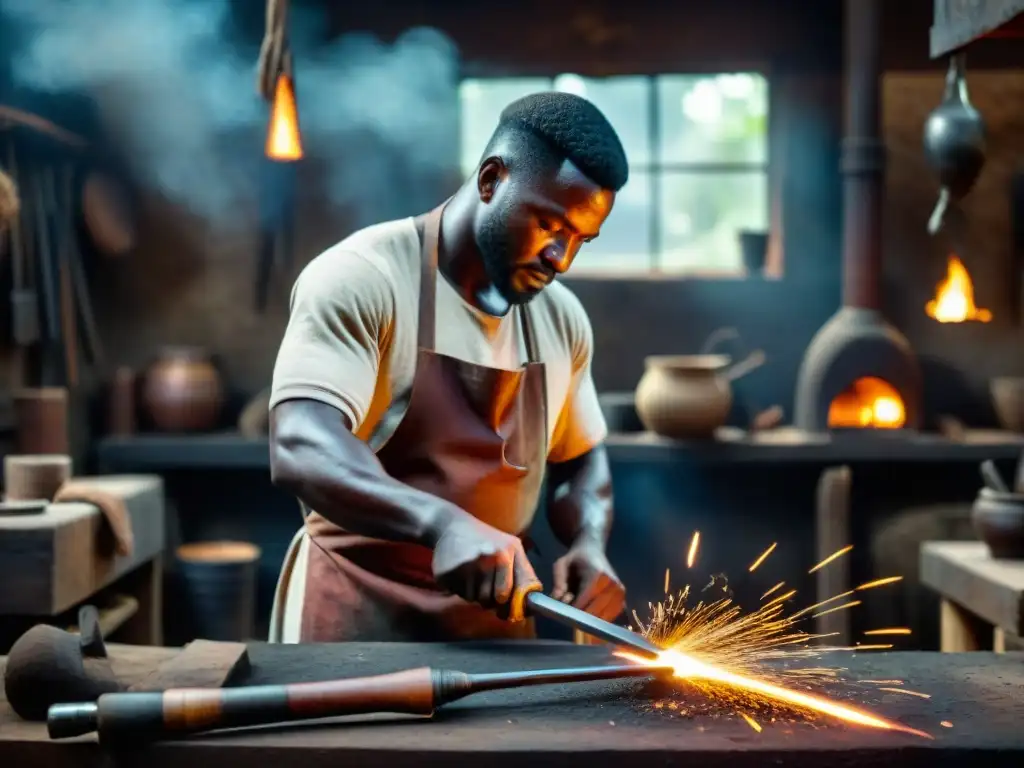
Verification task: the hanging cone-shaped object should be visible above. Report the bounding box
[923,52,986,234]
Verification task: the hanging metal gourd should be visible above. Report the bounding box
[922,52,987,235]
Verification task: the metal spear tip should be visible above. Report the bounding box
[46,702,99,739]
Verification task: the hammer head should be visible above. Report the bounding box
[4,608,123,721]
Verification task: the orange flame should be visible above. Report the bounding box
[828,377,905,429]
[266,74,303,161]
[925,255,991,323]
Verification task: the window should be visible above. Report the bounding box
[459,73,770,275]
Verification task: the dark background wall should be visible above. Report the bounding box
[2,0,1020,424]
[3,0,1023,649]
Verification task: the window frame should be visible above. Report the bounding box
[457,70,780,280]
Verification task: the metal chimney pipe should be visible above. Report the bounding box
[841,0,884,310]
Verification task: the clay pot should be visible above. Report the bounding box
[971,487,1024,559]
[141,346,224,433]
[635,351,765,440]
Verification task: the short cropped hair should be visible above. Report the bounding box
[483,91,629,192]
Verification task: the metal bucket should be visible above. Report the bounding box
[175,540,261,642]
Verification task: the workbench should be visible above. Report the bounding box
[2,641,1023,767]
[921,541,1024,651]
[0,475,166,650]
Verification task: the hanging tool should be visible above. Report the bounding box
[54,165,79,387]
[33,165,65,387]
[48,660,671,743]
[4,136,40,377]
[256,0,293,104]
[60,164,104,368]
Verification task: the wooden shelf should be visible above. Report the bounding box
[95,428,1024,472]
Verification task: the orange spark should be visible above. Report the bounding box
[265,74,303,161]
[836,644,893,651]
[748,543,777,572]
[739,712,762,732]
[941,720,953,728]
[791,590,855,619]
[619,649,931,739]
[878,687,931,699]
[811,600,861,619]
[808,545,853,574]
[864,628,911,636]
[686,532,700,569]
[760,582,785,600]
[632,537,930,740]
[857,576,903,590]
[763,589,797,609]
[664,568,671,594]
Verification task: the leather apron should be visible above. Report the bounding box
[296,204,548,642]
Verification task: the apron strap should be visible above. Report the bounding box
[417,205,443,351]
[418,201,547,453]
[518,299,548,460]
[520,302,541,364]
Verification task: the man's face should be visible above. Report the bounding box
[474,158,615,305]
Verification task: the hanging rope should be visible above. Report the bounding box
[256,0,293,103]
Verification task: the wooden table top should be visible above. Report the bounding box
[921,541,1024,634]
[2,641,1024,767]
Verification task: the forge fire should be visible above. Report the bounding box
[828,377,906,429]
[926,255,992,324]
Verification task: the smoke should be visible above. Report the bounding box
[0,0,460,225]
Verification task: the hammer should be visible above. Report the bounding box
[48,661,672,743]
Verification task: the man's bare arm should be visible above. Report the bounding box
[546,445,614,549]
[270,398,463,547]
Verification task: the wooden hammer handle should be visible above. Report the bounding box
[93,667,437,742]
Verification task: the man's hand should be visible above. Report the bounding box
[432,514,541,616]
[551,539,625,621]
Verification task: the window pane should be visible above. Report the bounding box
[657,74,768,165]
[572,170,653,272]
[554,74,650,166]
[658,171,768,272]
[459,78,551,176]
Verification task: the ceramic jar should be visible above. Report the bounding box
[141,346,224,433]
[635,355,736,440]
[971,487,1024,560]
